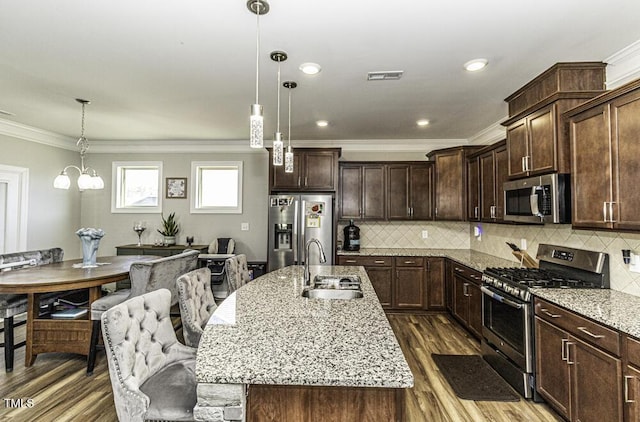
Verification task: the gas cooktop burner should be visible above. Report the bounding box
[484,267,600,288]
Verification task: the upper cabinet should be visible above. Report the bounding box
[567,79,640,231]
[338,162,432,221]
[502,62,606,179]
[269,148,340,193]
[467,140,508,223]
[428,146,482,221]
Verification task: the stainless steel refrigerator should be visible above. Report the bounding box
[267,194,334,272]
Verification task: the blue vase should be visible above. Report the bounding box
[76,228,105,268]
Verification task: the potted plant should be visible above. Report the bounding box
[157,212,179,245]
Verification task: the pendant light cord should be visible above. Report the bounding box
[255,3,261,105]
[287,87,291,146]
[276,61,281,132]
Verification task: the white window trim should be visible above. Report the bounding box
[190,161,243,214]
[111,161,163,214]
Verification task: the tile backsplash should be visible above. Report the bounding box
[337,220,640,297]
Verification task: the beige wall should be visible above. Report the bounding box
[0,135,82,257]
[81,150,270,261]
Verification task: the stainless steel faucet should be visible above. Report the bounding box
[304,238,327,286]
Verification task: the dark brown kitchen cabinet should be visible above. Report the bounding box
[425,258,445,310]
[567,80,640,231]
[339,164,385,220]
[534,298,623,422]
[450,262,482,339]
[428,146,482,221]
[394,257,425,309]
[337,256,392,308]
[479,141,508,222]
[269,148,340,192]
[467,157,480,221]
[625,336,640,421]
[387,164,433,220]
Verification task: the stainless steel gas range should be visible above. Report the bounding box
[481,244,610,399]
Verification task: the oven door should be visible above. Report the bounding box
[481,285,532,372]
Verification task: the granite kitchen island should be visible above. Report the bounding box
[194,265,414,422]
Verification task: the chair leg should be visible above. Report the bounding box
[4,317,15,373]
[86,320,100,375]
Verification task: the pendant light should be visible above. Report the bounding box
[247,0,269,148]
[270,51,287,166]
[283,81,297,173]
[53,99,104,190]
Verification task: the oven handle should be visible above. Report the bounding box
[481,286,524,309]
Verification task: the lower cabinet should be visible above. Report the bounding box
[534,298,623,422]
[394,257,425,309]
[625,336,640,421]
[450,262,483,339]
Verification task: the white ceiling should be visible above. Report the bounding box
[1,0,640,148]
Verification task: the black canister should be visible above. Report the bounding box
[343,219,360,251]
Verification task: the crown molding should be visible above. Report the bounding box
[467,119,506,146]
[0,118,76,150]
[605,38,640,89]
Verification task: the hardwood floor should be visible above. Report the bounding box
[0,313,562,421]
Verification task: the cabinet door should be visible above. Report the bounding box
[570,105,613,229]
[507,119,529,178]
[493,144,508,222]
[425,258,445,310]
[611,90,640,230]
[466,282,482,339]
[409,164,433,220]
[467,158,480,221]
[626,365,640,422]
[394,266,424,309]
[433,150,465,221]
[303,151,338,190]
[527,105,556,175]
[570,336,623,422]
[479,151,496,221]
[387,165,410,219]
[272,152,302,190]
[535,317,571,420]
[366,266,392,308]
[362,165,386,220]
[452,275,469,325]
[339,165,362,219]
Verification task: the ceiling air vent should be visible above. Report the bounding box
[367,70,404,81]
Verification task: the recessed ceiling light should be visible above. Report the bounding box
[464,58,488,72]
[316,120,329,127]
[299,63,321,75]
[416,119,430,127]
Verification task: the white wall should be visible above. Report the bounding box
[0,134,82,257]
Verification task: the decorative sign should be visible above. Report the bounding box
[166,177,187,199]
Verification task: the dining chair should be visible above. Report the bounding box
[0,247,64,372]
[87,249,199,374]
[224,254,251,293]
[176,267,217,347]
[101,288,197,422]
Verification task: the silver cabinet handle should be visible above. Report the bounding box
[304,176,308,186]
[566,342,575,365]
[576,326,605,339]
[298,176,301,187]
[345,259,357,263]
[454,267,464,273]
[474,206,479,219]
[625,375,635,403]
[374,260,386,264]
[561,339,568,361]
[525,155,531,171]
[404,261,416,264]
[540,308,561,318]
[463,282,469,297]
[470,274,481,280]
[521,156,526,173]
[434,207,438,217]
[609,202,616,223]
[603,201,608,222]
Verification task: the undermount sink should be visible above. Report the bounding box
[301,274,363,299]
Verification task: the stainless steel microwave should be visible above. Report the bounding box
[503,174,571,224]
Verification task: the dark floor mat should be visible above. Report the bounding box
[432,354,520,402]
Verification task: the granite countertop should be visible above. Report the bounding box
[196,265,414,389]
[338,248,516,272]
[532,288,640,339]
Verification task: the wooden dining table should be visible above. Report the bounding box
[0,255,156,367]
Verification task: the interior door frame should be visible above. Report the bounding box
[0,164,29,253]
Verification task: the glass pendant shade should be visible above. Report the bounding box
[77,173,93,190]
[273,132,284,165]
[285,145,294,173]
[92,175,105,189]
[53,173,71,189]
[250,104,264,148]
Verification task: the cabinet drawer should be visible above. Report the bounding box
[451,263,482,284]
[627,336,640,368]
[394,257,425,267]
[338,256,391,267]
[535,299,620,356]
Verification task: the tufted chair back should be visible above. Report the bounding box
[224,254,251,293]
[102,288,197,422]
[176,267,217,347]
[129,249,199,306]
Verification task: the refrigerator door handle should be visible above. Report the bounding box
[293,200,299,264]
[300,199,306,264]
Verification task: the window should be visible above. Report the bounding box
[111,161,163,213]
[191,161,243,214]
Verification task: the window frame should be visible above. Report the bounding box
[190,161,243,214]
[111,161,163,214]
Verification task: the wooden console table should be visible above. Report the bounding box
[116,244,208,257]
[0,255,155,366]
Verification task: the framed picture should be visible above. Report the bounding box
[166,177,187,199]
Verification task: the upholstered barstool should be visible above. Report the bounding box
[176,267,217,347]
[224,254,251,293]
[101,288,197,422]
[87,249,199,374]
